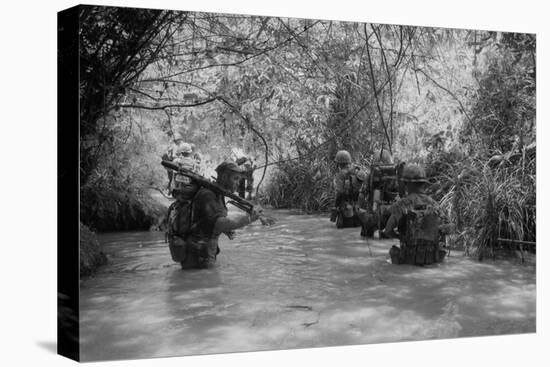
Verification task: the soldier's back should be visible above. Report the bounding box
[391,192,443,265]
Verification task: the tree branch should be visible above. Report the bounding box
[216,96,270,196]
[157,20,321,79]
[372,24,394,149]
[115,97,217,110]
[364,24,392,154]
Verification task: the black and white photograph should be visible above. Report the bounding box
[5,1,547,366]
[56,3,540,362]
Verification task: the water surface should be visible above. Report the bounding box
[80,210,536,361]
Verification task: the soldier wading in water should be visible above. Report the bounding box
[383,164,446,266]
[166,161,261,269]
[331,150,366,228]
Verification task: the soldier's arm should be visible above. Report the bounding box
[382,200,407,237]
[383,214,400,238]
[213,212,260,234]
[195,190,260,236]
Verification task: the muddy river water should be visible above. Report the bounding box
[79,210,536,361]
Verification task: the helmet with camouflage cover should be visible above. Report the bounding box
[176,142,193,155]
[401,164,429,183]
[356,170,368,182]
[334,150,352,164]
[173,131,184,142]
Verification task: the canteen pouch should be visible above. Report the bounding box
[343,203,354,218]
[168,236,187,262]
[389,245,401,264]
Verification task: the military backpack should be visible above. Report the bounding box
[396,202,442,265]
[166,187,201,262]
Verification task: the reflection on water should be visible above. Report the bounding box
[79,210,536,361]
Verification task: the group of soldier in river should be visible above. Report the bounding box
[331,148,447,266]
[162,136,447,270]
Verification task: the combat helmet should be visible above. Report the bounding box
[356,170,368,182]
[235,156,248,165]
[216,161,243,174]
[176,142,193,155]
[335,150,352,164]
[401,164,429,183]
[373,148,393,165]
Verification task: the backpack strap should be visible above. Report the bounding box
[186,186,206,235]
[345,173,357,202]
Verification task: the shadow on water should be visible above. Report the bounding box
[79,210,536,361]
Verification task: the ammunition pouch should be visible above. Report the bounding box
[187,239,210,259]
[168,235,187,262]
[343,203,354,218]
[390,240,444,266]
[389,245,401,264]
[179,238,220,269]
[335,206,361,229]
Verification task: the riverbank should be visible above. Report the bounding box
[80,186,169,232]
[80,189,171,277]
[80,223,108,277]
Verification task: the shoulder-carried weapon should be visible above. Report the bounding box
[161,160,275,226]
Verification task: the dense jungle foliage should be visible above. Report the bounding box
[76,6,535,256]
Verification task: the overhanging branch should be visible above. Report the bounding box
[115,97,217,110]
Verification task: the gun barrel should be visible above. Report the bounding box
[161,159,275,225]
[162,159,256,213]
[161,160,179,171]
[227,199,251,211]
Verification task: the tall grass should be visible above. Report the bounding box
[433,145,535,258]
[260,156,334,213]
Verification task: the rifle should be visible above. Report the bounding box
[161,160,275,226]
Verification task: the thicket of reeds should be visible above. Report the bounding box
[431,143,535,259]
[260,156,334,213]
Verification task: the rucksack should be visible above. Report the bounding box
[171,157,200,194]
[400,202,441,265]
[369,164,400,204]
[166,188,201,262]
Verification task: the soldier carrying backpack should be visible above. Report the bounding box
[382,164,446,266]
[358,149,405,237]
[165,161,265,269]
[331,150,365,228]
